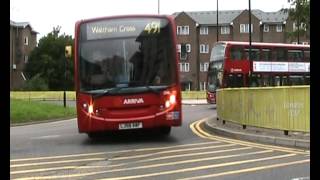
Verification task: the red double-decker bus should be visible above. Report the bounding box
[74,15,182,138]
[207,41,310,104]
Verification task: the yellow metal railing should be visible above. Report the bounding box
[216,86,310,132]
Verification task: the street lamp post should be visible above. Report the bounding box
[63,56,67,108]
[216,0,219,42]
[248,0,252,61]
[158,0,160,14]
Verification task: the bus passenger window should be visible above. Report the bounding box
[304,50,310,62]
[288,50,303,62]
[261,49,271,61]
[289,76,304,85]
[249,74,259,87]
[273,48,286,61]
[282,76,289,86]
[304,76,310,85]
[244,48,260,61]
[275,76,281,86]
[230,47,243,60]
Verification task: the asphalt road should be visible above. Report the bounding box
[10,104,310,180]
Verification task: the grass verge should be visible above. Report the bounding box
[10,98,76,125]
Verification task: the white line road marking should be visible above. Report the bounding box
[291,177,310,180]
[31,135,61,140]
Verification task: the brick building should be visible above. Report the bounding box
[173,9,309,91]
[10,20,38,90]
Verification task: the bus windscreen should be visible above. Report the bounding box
[79,18,176,94]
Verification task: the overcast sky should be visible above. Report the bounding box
[10,0,291,40]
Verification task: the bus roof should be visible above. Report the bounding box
[216,41,309,48]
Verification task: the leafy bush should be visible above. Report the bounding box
[22,73,49,91]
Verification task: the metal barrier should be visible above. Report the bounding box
[216,86,310,133]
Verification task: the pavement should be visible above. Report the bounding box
[182,99,310,150]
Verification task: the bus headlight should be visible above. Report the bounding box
[165,94,176,108]
[83,103,94,114]
[88,104,94,114]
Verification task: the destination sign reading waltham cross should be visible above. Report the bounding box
[86,18,163,40]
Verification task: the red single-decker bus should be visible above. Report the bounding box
[74,15,182,138]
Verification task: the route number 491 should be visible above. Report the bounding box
[144,21,160,34]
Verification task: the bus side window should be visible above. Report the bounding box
[288,50,303,62]
[273,48,287,61]
[230,46,244,60]
[304,50,310,62]
[261,49,271,61]
[304,76,310,85]
[249,74,259,87]
[282,76,289,86]
[244,48,260,61]
[274,76,281,86]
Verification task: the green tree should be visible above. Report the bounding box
[25,26,74,90]
[282,0,310,43]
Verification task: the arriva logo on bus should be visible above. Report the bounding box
[123,98,144,105]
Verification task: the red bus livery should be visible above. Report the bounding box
[207,41,310,104]
[74,15,182,137]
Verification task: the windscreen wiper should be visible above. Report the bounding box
[92,87,125,99]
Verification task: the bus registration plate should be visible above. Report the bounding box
[119,122,143,130]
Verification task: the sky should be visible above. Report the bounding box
[10,0,292,41]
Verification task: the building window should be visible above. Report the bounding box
[240,24,253,33]
[200,44,209,53]
[24,55,28,63]
[200,82,207,91]
[186,44,191,52]
[179,63,190,72]
[24,36,29,45]
[179,43,191,60]
[293,22,307,31]
[200,62,209,72]
[200,27,208,35]
[221,26,230,34]
[276,24,283,32]
[263,24,269,32]
[177,26,189,35]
